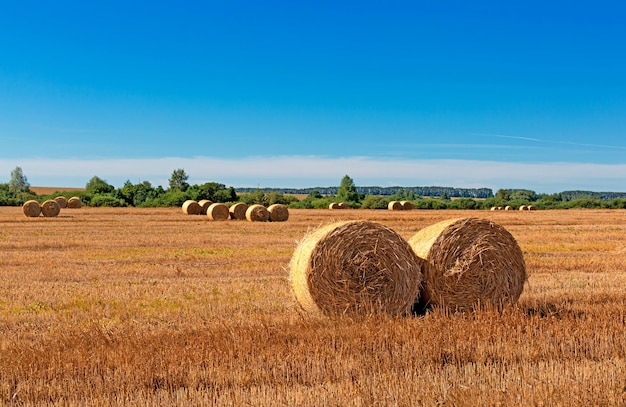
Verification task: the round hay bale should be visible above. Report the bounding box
[246,204,269,222]
[400,201,415,210]
[41,199,61,217]
[268,204,289,222]
[490,207,497,211]
[497,206,503,210]
[408,217,526,311]
[519,205,527,211]
[207,203,230,221]
[182,200,201,215]
[504,205,513,211]
[23,200,41,217]
[67,197,82,209]
[338,202,350,209]
[290,221,423,317]
[198,199,213,214]
[229,202,248,220]
[388,201,402,211]
[329,202,340,210]
[527,205,536,211]
[54,196,68,208]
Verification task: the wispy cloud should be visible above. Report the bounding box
[474,133,626,150]
[2,156,626,193]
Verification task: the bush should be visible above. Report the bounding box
[89,194,127,207]
[361,195,389,209]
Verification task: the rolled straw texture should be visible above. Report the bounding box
[198,200,213,214]
[182,200,202,215]
[408,217,526,311]
[338,202,350,209]
[67,197,82,209]
[229,203,248,220]
[289,221,423,317]
[23,200,41,217]
[246,204,269,222]
[388,201,402,211]
[401,201,415,210]
[54,196,68,208]
[268,204,289,222]
[328,203,340,210]
[207,203,230,221]
[41,200,61,217]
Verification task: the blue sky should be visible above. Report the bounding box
[1,1,626,193]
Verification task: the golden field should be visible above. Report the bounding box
[0,207,625,406]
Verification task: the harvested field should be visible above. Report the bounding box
[0,207,625,405]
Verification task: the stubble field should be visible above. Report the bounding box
[1,206,625,406]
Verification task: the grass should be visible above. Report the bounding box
[0,207,625,406]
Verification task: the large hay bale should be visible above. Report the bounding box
[67,197,82,209]
[290,221,423,317]
[246,204,269,222]
[338,202,350,209]
[527,205,536,211]
[229,203,248,220]
[519,205,528,211]
[41,199,61,217]
[23,200,41,217]
[329,202,340,210]
[54,196,68,208]
[408,217,526,311]
[198,199,213,214]
[267,204,289,222]
[207,203,230,221]
[182,200,202,215]
[401,201,415,210]
[504,205,513,211]
[388,201,402,211]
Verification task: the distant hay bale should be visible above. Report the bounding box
[246,204,270,222]
[388,201,402,211]
[490,207,497,211]
[289,220,423,317]
[67,197,82,209]
[41,199,61,217]
[198,199,213,214]
[504,205,513,211]
[268,204,289,222]
[229,203,248,220]
[338,202,350,209]
[182,200,202,215]
[408,217,527,311]
[329,203,340,210]
[23,200,41,217]
[207,203,230,221]
[400,201,415,210]
[527,205,536,211]
[497,206,503,210]
[54,196,68,208]
[519,205,528,211]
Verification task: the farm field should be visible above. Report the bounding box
[1,207,625,406]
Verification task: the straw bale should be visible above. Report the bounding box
[504,205,513,211]
[54,196,68,208]
[408,217,526,311]
[490,207,497,211]
[246,204,269,222]
[290,221,422,317]
[338,202,350,209]
[198,199,213,214]
[268,204,289,222]
[207,203,230,221]
[388,201,402,211]
[401,201,415,210]
[182,200,202,215]
[527,205,536,211]
[329,203,340,210]
[229,203,248,220]
[519,205,527,211]
[23,200,41,217]
[67,197,82,209]
[41,199,61,217]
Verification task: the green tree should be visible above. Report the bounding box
[169,168,189,191]
[9,166,30,193]
[85,176,114,195]
[336,175,360,203]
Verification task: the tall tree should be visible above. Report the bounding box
[9,166,30,193]
[169,168,189,191]
[336,175,360,203]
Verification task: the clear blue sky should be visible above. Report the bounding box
[1,1,626,193]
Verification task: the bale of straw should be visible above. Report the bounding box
[268,204,289,222]
[490,207,497,211]
[401,201,415,210]
[207,203,230,221]
[198,199,213,214]
[54,196,68,208]
[408,217,526,311]
[329,202,340,210]
[67,197,82,209]
[504,205,513,211]
[388,201,402,211]
[527,205,536,211]
[289,221,423,317]
[229,202,248,220]
[519,205,527,211]
[246,204,269,222]
[41,200,61,217]
[182,200,202,215]
[23,200,41,217]
[497,206,503,210]
[338,202,350,209]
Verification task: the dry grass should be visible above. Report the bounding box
[0,207,625,405]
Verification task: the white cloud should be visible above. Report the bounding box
[1,156,625,193]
